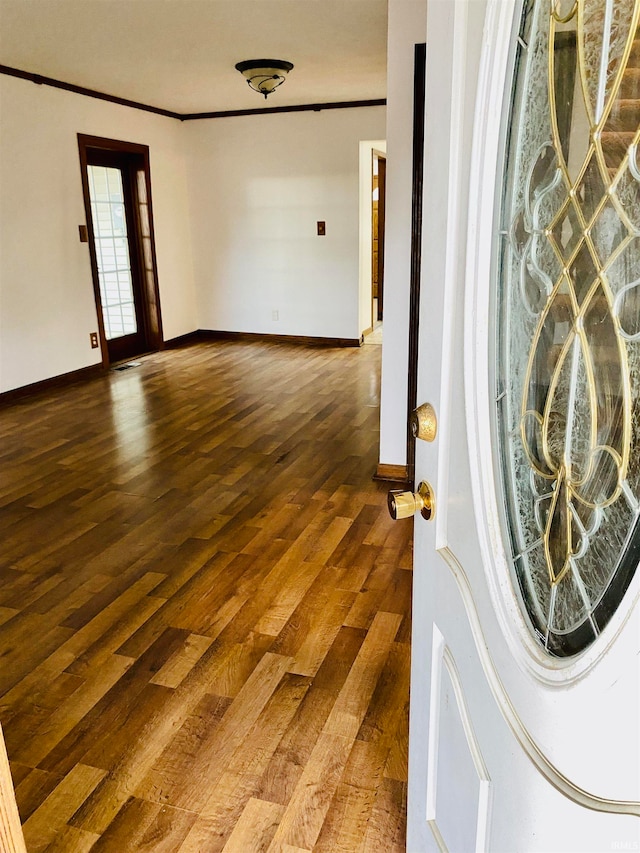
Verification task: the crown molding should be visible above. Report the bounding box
[0,64,386,120]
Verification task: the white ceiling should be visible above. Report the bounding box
[0,0,388,114]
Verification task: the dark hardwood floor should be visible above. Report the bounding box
[0,340,412,852]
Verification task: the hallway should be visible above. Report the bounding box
[0,341,412,852]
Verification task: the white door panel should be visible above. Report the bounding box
[413,565,639,852]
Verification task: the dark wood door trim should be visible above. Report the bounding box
[377,156,386,322]
[406,43,427,488]
[77,134,164,367]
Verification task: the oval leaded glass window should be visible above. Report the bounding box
[495,0,640,657]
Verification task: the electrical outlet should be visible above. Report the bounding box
[317,221,326,236]
[272,310,279,321]
[90,332,99,349]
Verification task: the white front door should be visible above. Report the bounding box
[406,1,640,850]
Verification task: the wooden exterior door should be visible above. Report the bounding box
[78,136,163,365]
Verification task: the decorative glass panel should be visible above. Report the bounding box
[495,0,640,656]
[88,165,137,340]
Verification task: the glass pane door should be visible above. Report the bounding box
[87,165,137,340]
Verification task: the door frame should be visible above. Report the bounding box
[77,134,164,367]
[406,42,427,488]
[358,139,386,339]
[374,152,386,324]
[0,724,26,853]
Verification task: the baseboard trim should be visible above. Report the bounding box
[0,330,364,403]
[163,331,202,349]
[198,330,362,348]
[0,364,105,405]
[374,463,410,483]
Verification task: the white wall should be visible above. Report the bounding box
[0,74,385,392]
[378,0,428,466]
[184,107,386,341]
[0,75,197,392]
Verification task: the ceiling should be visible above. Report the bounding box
[0,0,389,115]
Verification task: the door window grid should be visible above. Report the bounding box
[88,165,137,340]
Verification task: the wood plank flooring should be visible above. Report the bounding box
[0,340,412,852]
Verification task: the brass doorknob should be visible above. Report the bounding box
[410,402,437,442]
[387,480,435,521]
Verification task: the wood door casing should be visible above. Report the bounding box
[371,153,387,323]
[406,43,427,489]
[78,134,164,366]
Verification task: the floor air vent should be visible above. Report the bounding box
[112,361,142,372]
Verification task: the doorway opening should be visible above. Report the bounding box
[359,139,386,342]
[78,135,163,366]
[371,151,386,337]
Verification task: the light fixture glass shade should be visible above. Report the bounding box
[235,59,294,99]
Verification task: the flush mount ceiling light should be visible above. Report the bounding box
[234,59,294,99]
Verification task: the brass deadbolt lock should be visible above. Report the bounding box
[410,402,437,442]
[387,480,435,521]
